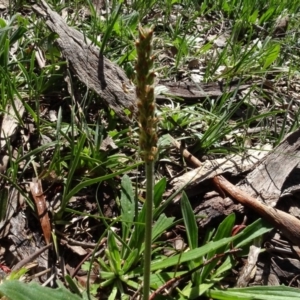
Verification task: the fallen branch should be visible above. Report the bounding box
[212,175,300,247]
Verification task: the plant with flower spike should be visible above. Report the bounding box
[135,25,157,300]
[136,25,158,163]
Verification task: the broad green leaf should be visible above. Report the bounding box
[120,175,135,247]
[181,191,198,250]
[96,257,111,272]
[152,214,175,242]
[263,44,280,69]
[200,214,235,283]
[149,271,187,289]
[213,214,235,242]
[108,283,118,300]
[234,219,272,248]
[207,285,300,300]
[248,9,258,24]
[150,218,271,271]
[64,275,81,295]
[154,177,167,208]
[181,282,214,298]
[128,204,146,258]
[212,255,234,279]
[0,280,82,300]
[61,162,142,211]
[107,231,122,273]
[259,7,275,24]
[122,249,139,273]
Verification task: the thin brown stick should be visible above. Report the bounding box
[11,243,52,271]
[171,137,202,168]
[213,175,300,247]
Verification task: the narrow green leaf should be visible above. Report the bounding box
[154,177,167,208]
[122,249,139,273]
[152,214,175,242]
[107,231,121,273]
[100,4,122,54]
[0,280,82,300]
[120,175,135,247]
[150,236,234,271]
[259,7,275,24]
[200,214,235,283]
[15,141,58,164]
[2,38,9,69]
[181,282,214,299]
[98,271,115,280]
[61,162,142,212]
[128,204,146,258]
[248,9,258,24]
[9,25,27,45]
[181,191,198,250]
[149,271,187,289]
[60,133,86,212]
[263,44,280,69]
[234,218,272,248]
[150,218,271,271]
[64,275,81,296]
[213,214,235,242]
[108,283,118,300]
[207,285,300,300]
[121,279,139,290]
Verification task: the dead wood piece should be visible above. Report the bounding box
[11,243,52,271]
[237,244,261,287]
[213,175,300,247]
[157,81,251,101]
[0,188,21,239]
[271,256,300,279]
[238,128,300,207]
[8,212,50,278]
[168,135,268,199]
[32,0,136,123]
[0,98,25,153]
[194,194,243,228]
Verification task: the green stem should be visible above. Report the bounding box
[143,161,154,300]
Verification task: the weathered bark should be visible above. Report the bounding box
[156,81,251,102]
[33,0,136,123]
[240,129,300,206]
